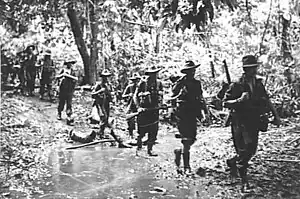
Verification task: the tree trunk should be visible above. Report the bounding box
[67,2,91,84]
[281,13,291,59]
[89,0,98,84]
[154,32,160,53]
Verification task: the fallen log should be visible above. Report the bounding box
[263,158,300,163]
[66,139,115,150]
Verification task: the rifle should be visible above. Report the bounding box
[222,59,232,127]
[223,59,231,84]
[126,105,171,120]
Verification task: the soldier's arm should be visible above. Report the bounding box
[133,82,143,109]
[56,69,65,79]
[122,85,131,99]
[223,83,244,109]
[198,81,209,114]
[158,81,164,105]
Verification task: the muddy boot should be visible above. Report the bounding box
[57,112,62,120]
[174,148,182,167]
[226,158,238,178]
[136,137,143,156]
[98,124,106,139]
[183,152,192,175]
[239,167,250,193]
[66,116,74,126]
[147,144,158,157]
[174,148,182,174]
[128,129,133,139]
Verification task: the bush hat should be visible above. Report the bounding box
[26,45,35,51]
[129,73,141,80]
[44,50,51,56]
[242,55,262,68]
[100,69,112,77]
[180,61,200,73]
[145,66,161,75]
[64,59,76,65]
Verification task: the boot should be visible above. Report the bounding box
[226,158,238,178]
[98,126,105,139]
[174,148,182,167]
[66,116,74,125]
[57,112,62,120]
[147,144,158,157]
[183,152,191,174]
[128,129,133,138]
[238,167,250,192]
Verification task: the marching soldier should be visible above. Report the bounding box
[122,73,141,138]
[91,69,113,138]
[15,50,29,95]
[56,58,78,125]
[223,55,281,192]
[23,45,37,96]
[172,61,207,174]
[39,50,55,101]
[134,66,163,156]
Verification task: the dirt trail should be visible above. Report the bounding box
[1,92,300,199]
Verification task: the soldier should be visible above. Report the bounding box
[1,49,14,84]
[172,61,207,175]
[122,73,141,138]
[134,66,163,156]
[56,58,78,125]
[91,69,113,138]
[223,55,281,192]
[39,50,55,101]
[23,45,37,96]
[15,51,27,95]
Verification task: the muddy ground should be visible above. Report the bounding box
[1,90,300,199]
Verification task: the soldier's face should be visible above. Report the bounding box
[148,73,157,80]
[186,69,195,78]
[244,67,257,77]
[67,63,72,69]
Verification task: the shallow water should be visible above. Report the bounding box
[39,135,217,199]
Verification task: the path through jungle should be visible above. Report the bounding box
[1,90,300,199]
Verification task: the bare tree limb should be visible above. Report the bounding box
[123,20,155,28]
[259,0,273,55]
[66,139,115,150]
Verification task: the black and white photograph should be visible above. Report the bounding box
[1,0,300,198]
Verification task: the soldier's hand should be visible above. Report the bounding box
[223,100,238,108]
[239,92,250,101]
[138,108,146,113]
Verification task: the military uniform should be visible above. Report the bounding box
[23,45,37,96]
[223,55,280,191]
[122,73,140,137]
[91,69,113,137]
[15,51,27,94]
[57,60,77,124]
[1,50,14,84]
[40,50,55,101]
[172,61,206,173]
[135,66,163,156]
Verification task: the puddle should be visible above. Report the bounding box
[37,133,218,199]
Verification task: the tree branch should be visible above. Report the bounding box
[259,0,273,55]
[66,139,115,150]
[123,20,155,28]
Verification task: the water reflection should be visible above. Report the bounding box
[43,137,210,199]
